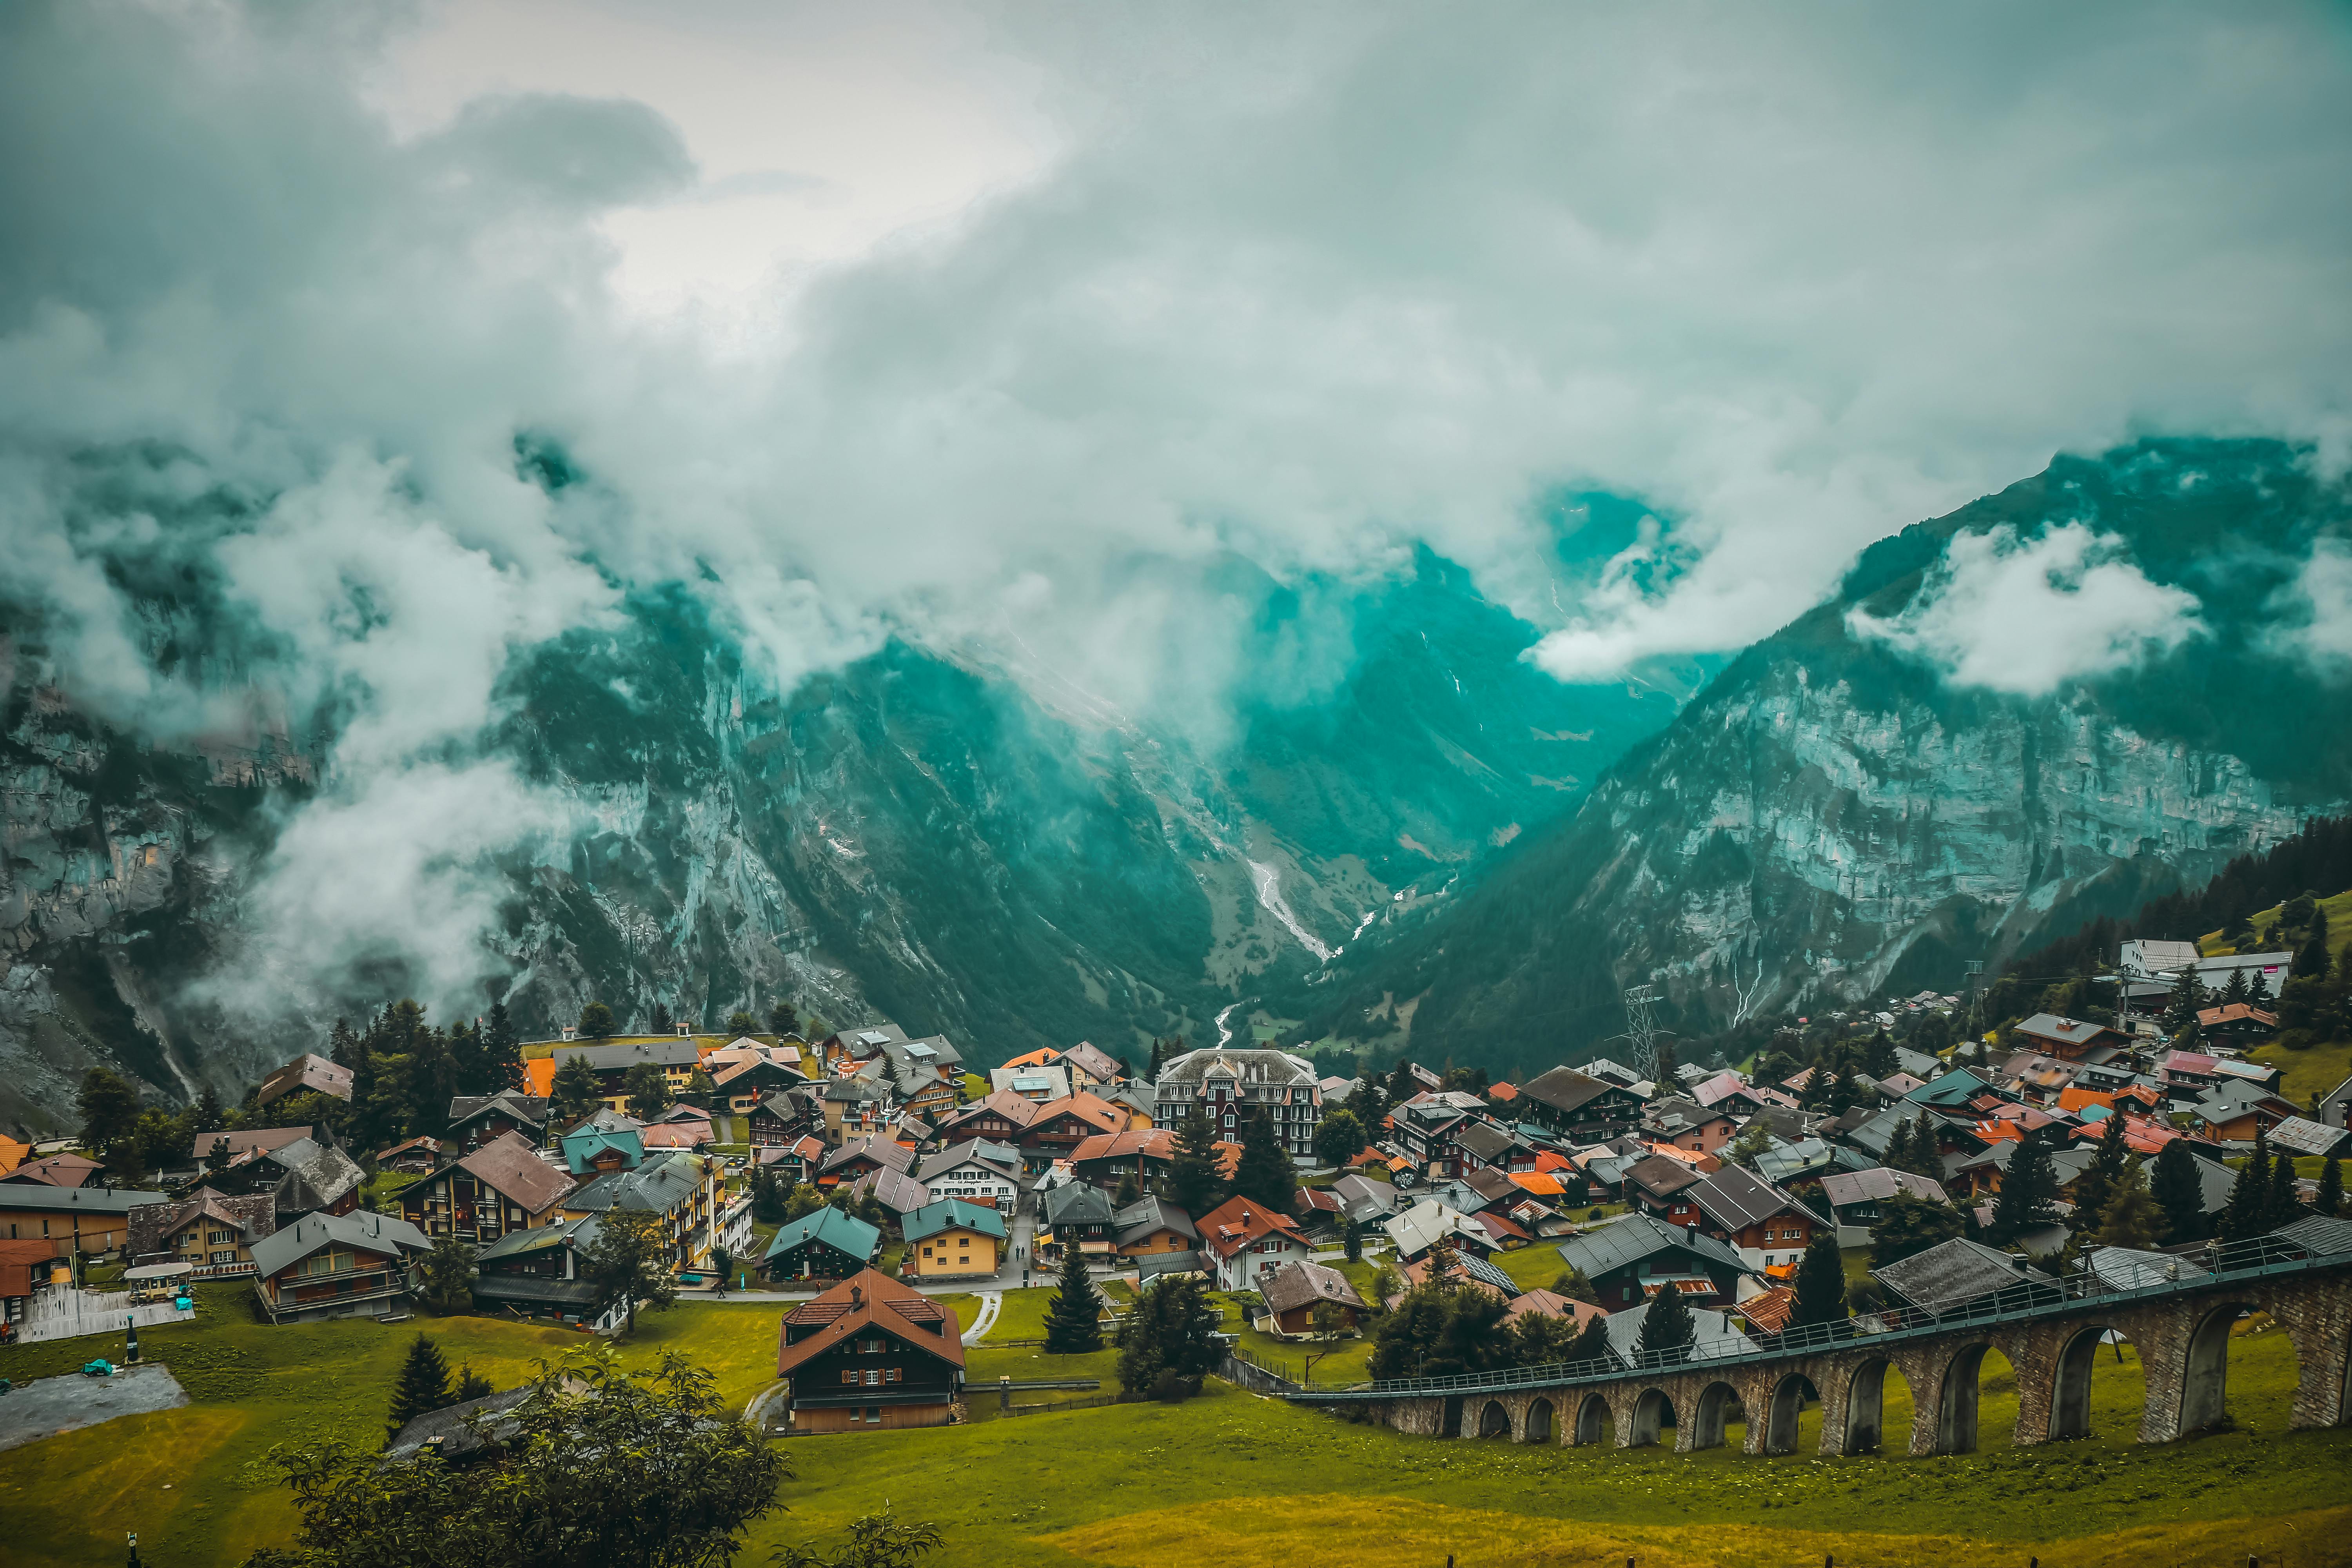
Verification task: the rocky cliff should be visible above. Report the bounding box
[1285,439,2352,1076]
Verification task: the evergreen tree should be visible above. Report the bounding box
[385,1333,452,1440]
[2221,967,2250,1006]
[1870,1191,1964,1268]
[1342,1216,1362,1264]
[1113,1171,1141,1209]
[404,1026,458,1136]
[1864,1029,1898,1079]
[482,1000,521,1091]
[196,1083,225,1131]
[1884,1116,1916,1176]
[76,1067,141,1153]
[651,1001,673,1035]
[2316,1154,2344,1219]
[1231,1109,1297,1211]
[1988,1129,2061,1246]
[452,1364,494,1403]
[415,1232,478,1314]
[1568,1310,1615,1367]
[582,1210,679,1335]
[1168,1105,1224,1216]
[2294,918,2333,980]
[2149,1137,2209,1243]
[1637,1284,1696,1362]
[1116,1275,1221,1397]
[578,1001,617,1039]
[1790,1232,1848,1328]
[767,1000,799,1038]
[2069,1109,2131,1238]
[726,1011,759,1036]
[2163,963,2203,1033]
[1043,1245,1105,1353]
[553,1053,604,1122]
[2218,1129,2273,1243]
[1907,1111,1945,1179]
[2091,1159,2165,1252]
[2265,1140,2303,1227]
[1651,1036,1677,1085]
[328,1016,361,1069]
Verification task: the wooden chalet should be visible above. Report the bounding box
[776,1269,965,1432]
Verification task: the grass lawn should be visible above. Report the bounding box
[2250,1036,2352,1109]
[1492,1242,1569,1293]
[7,1283,2339,1568]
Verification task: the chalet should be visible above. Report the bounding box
[1067,1127,1176,1192]
[473,1215,607,1325]
[249,1209,430,1324]
[200,1134,367,1221]
[1380,1198,1495,1263]
[1622,1153,1705,1222]
[2190,1080,2301,1144]
[1870,1236,2060,1314]
[992,1063,1071,1102]
[820,1074,896,1142]
[1679,1166,1823,1271]
[372,1136,441,1174]
[819,1135,916,1190]
[0,1152,104,1189]
[1816,1167,1949,1238]
[445,1092,551,1152]
[1553,1211,1753,1311]
[746,1090,824,1150]
[2195,1003,2279,1043]
[1517,1067,1645,1138]
[776,1269,965,1432]
[187,1126,310,1169]
[1332,1173,1401,1226]
[1643,1096,1738,1156]
[559,1125,645,1177]
[1505,1287,1607,1332]
[1057,1040,1125,1090]
[254,1053,355,1109]
[0,1182,147,1255]
[125,1188,275,1279]
[919,1140,1023,1211]
[757,1136,828,1187]
[550,1037,705,1108]
[1388,1093,1492,1179]
[1114,1195,1198,1259]
[2010,1014,2132,1063]
[2317,1073,2352,1131]
[764,1207,882,1283]
[1017,1094,1129,1169]
[1196,1195,1314,1290]
[2270,1116,2352,1162]
[1259,1258,1367,1334]
[1040,1181,1120,1258]
[843,1165,933,1226]
[1152,1047,1325,1161]
[400,1132,575,1245]
[935,1089,1041,1145]
[562,1151,722,1271]
[904,1199,1007,1279]
[711,1053,814,1115]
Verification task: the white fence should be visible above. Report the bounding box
[13,1286,197,1347]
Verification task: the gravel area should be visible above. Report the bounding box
[0,1363,189,1452]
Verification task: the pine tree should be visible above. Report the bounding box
[1988,1130,2060,1246]
[2091,1159,2165,1251]
[1168,1105,1224,1217]
[2221,967,2250,1006]
[768,1000,799,1038]
[385,1333,452,1440]
[452,1364,494,1402]
[2266,1140,2303,1227]
[1568,1310,1615,1367]
[2294,920,2333,980]
[552,1053,603,1122]
[2218,1129,2273,1243]
[1790,1231,1848,1328]
[1113,1171,1142,1209]
[1637,1283,1695,1362]
[2164,963,2203,1034]
[1231,1108,1297,1211]
[483,1000,522,1092]
[651,1001,673,1035]
[2149,1137,2208,1243]
[1907,1111,1945,1179]
[2070,1109,2131,1239]
[1342,1216,1362,1264]
[328,1017,361,1069]
[1864,1029,1898,1079]
[1884,1116,1916,1175]
[2317,1155,2344,1219]
[1043,1245,1105,1353]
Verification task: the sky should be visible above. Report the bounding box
[3,0,2350,1013]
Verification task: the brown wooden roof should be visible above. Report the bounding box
[776,1268,964,1377]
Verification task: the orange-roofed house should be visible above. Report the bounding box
[1014,1094,1128,1171]
[2056,1087,2117,1116]
[1487,1081,1520,1105]
[1508,1170,1565,1199]
[522,1056,558,1099]
[1069,1127,1178,1191]
[1195,1194,1313,1290]
[0,1136,31,1178]
[775,1268,965,1433]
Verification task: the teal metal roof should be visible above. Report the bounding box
[904,1198,1009,1244]
[762,1205,880,1263]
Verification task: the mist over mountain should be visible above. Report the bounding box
[1278,438,2352,1079]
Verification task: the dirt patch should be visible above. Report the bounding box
[0,1363,189,1452]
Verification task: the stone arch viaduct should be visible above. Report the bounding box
[1289,1233,2352,1458]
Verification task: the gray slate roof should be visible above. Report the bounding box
[1601,1302,1744,1363]
[1042,1182,1118,1227]
[1259,1258,1366,1315]
[248,1209,430,1277]
[384,1386,535,1462]
[1684,1165,1818,1232]
[564,1152,704,1218]
[1869,1236,2055,1309]
[1554,1212,1748,1280]
[1114,1195,1198,1247]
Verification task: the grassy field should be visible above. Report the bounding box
[2203,889,2352,964]
[2251,1036,2352,1109]
[4,1284,2340,1568]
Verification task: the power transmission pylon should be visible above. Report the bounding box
[1620,983,1665,1082]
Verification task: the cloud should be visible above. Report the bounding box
[2267,538,2352,670]
[1845,523,2203,695]
[2,0,2349,1023]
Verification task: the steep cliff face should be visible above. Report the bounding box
[1290,439,2352,1075]
[0,554,1682,1131]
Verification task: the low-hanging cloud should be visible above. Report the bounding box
[2,0,2348,1025]
[2267,538,2352,671]
[1846,523,2204,696]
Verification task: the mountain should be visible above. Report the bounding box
[0,543,1698,1132]
[1281,438,2352,1078]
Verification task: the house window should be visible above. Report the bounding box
[210,1249,237,1264]
[864,1369,882,1386]
[841,1370,860,1386]
[885,1368,902,1384]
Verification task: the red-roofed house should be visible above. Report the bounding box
[775,1269,965,1432]
[1196,1195,1313,1290]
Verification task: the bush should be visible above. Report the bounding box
[1151,1369,1194,1403]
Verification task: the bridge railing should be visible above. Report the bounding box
[1292,1230,2335,1400]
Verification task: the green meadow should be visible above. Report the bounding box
[3,1283,2344,1567]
